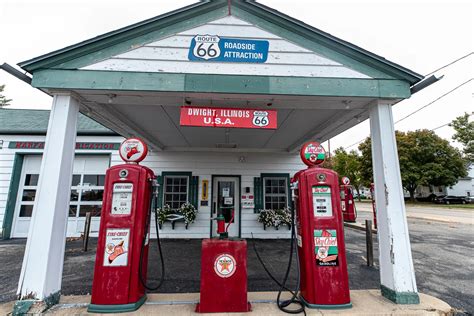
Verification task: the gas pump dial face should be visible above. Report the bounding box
[119,138,148,163]
[300,142,326,167]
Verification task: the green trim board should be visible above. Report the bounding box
[31,69,411,99]
[12,300,35,316]
[210,175,242,238]
[2,154,24,239]
[12,291,61,315]
[380,284,420,304]
[88,295,147,313]
[300,295,352,309]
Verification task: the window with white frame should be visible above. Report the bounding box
[263,177,288,210]
[163,176,189,210]
[69,174,105,217]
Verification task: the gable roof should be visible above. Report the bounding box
[18,0,423,85]
[0,108,117,135]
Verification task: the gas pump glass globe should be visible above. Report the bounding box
[300,142,326,167]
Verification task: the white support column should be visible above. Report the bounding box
[369,100,419,304]
[16,94,79,307]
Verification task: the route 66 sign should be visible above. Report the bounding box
[252,111,269,127]
[192,35,221,60]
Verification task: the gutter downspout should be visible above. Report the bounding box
[0,63,32,85]
[410,75,443,95]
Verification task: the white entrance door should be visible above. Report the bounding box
[11,155,109,238]
[11,156,42,238]
[212,176,240,238]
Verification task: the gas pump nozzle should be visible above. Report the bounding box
[213,212,228,239]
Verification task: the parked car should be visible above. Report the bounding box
[466,196,474,204]
[433,195,468,205]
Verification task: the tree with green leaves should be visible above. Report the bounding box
[450,112,473,163]
[0,84,12,107]
[331,147,364,200]
[359,129,467,202]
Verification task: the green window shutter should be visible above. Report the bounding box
[254,177,263,213]
[189,176,199,208]
[156,175,163,207]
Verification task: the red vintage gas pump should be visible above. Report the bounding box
[340,177,357,222]
[370,183,377,229]
[196,207,251,313]
[292,142,351,309]
[89,138,161,313]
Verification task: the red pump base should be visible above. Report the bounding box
[196,238,251,313]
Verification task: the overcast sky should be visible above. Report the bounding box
[0,0,472,151]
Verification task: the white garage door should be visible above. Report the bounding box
[11,155,110,238]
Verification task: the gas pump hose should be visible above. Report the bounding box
[251,207,306,315]
[139,181,165,291]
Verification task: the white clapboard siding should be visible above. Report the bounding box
[111,151,305,239]
[85,59,366,78]
[178,23,281,39]
[208,16,252,25]
[145,36,313,53]
[117,47,341,65]
[82,16,371,79]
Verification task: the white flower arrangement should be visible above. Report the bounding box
[157,204,171,225]
[178,202,198,224]
[257,207,292,230]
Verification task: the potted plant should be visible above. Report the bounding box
[257,208,292,230]
[276,207,292,230]
[157,204,171,229]
[178,202,198,227]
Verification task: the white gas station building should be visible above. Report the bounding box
[0,0,433,311]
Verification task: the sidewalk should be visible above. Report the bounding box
[0,290,453,315]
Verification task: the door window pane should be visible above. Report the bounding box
[79,205,102,217]
[19,205,33,217]
[22,190,36,201]
[69,205,78,217]
[71,175,81,186]
[83,175,105,186]
[70,190,80,201]
[81,189,104,201]
[24,174,39,186]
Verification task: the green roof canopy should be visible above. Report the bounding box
[0,108,116,135]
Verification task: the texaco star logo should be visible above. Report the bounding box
[214,254,236,278]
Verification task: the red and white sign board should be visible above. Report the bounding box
[180,106,277,129]
[103,228,130,267]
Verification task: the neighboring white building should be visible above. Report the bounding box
[446,167,473,197]
[1,108,302,239]
[403,167,473,199]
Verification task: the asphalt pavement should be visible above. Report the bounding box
[0,215,472,314]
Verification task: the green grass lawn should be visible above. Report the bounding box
[404,202,474,209]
